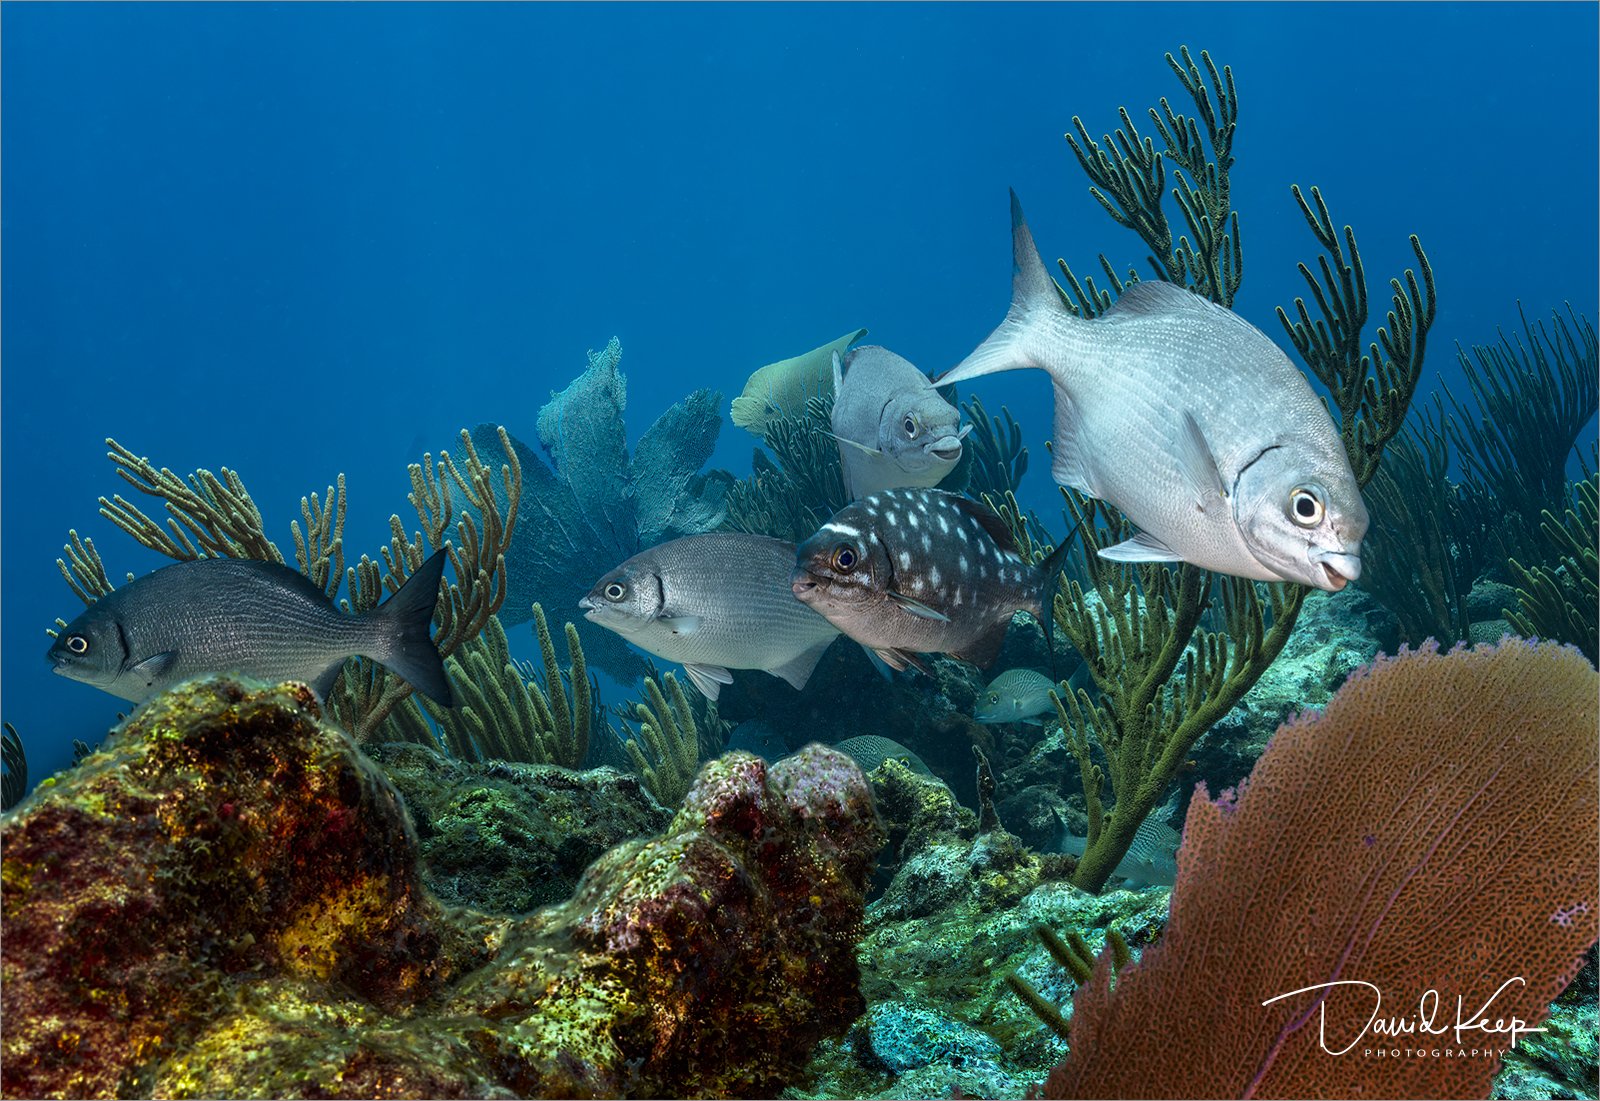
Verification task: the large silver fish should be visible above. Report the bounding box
[938,191,1367,592]
[730,328,867,436]
[791,488,1064,671]
[831,345,970,500]
[580,532,840,701]
[48,551,454,705]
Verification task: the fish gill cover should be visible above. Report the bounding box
[469,338,732,682]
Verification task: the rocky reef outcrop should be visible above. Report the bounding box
[1,676,885,1099]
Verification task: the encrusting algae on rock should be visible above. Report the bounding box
[1,676,887,1100]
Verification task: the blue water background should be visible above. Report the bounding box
[4,3,1597,783]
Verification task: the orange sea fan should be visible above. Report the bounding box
[1045,638,1599,1100]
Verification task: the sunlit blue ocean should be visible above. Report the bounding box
[3,3,1595,810]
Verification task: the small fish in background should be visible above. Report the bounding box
[832,734,934,778]
[48,551,455,706]
[792,488,1068,672]
[975,668,1059,724]
[581,532,841,701]
[831,346,971,500]
[730,328,868,436]
[1058,811,1181,888]
[938,191,1367,592]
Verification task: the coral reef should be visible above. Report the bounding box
[1041,639,1598,1099]
[1,677,887,1099]
[618,671,706,808]
[365,741,670,913]
[1508,469,1598,664]
[472,338,730,682]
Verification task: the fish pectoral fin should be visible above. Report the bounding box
[1175,411,1228,511]
[127,651,178,685]
[860,644,897,681]
[1099,532,1187,563]
[832,350,847,394]
[825,429,884,458]
[872,647,933,676]
[768,637,835,692]
[886,590,951,622]
[658,615,703,636]
[680,662,733,701]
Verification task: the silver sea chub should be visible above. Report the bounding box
[939,191,1367,592]
[831,345,970,500]
[581,532,841,701]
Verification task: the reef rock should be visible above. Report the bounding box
[1,677,885,1100]
[367,741,671,913]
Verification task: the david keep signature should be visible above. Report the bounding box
[1261,978,1546,1055]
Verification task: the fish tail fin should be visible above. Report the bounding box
[1034,535,1077,669]
[936,190,1066,387]
[367,548,454,707]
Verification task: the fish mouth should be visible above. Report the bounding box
[790,571,819,600]
[927,435,964,462]
[1311,550,1362,591]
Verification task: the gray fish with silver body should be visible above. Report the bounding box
[831,345,970,500]
[791,488,1065,672]
[48,551,454,706]
[938,191,1367,592]
[580,532,840,701]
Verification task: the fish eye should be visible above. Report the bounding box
[832,545,858,571]
[902,415,918,438]
[987,691,999,704]
[1289,486,1325,528]
[66,635,89,655]
[604,582,628,602]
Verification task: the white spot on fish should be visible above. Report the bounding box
[953,588,964,606]
[899,550,912,569]
[930,566,941,586]
[959,555,970,573]
[886,511,897,526]
[907,512,920,529]
[957,526,968,543]
[938,516,949,534]
[822,522,861,538]
[921,534,932,552]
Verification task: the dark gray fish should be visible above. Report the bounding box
[832,734,934,778]
[791,488,1066,671]
[48,551,453,707]
[581,533,841,701]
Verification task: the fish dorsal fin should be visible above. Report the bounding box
[949,494,1021,556]
[951,618,1010,668]
[768,637,835,692]
[681,662,733,701]
[1176,411,1228,511]
[1100,531,1186,563]
[887,590,951,622]
[1102,279,1210,317]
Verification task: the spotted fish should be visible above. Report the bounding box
[791,488,1067,671]
[975,667,1061,724]
[1058,811,1181,888]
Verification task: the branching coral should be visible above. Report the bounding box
[471,338,730,683]
[723,394,851,543]
[1040,639,1599,1100]
[56,429,522,742]
[414,604,600,767]
[962,395,1029,499]
[1040,46,1433,894]
[1507,469,1599,664]
[621,672,705,809]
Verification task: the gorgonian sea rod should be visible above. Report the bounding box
[1045,638,1598,1101]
